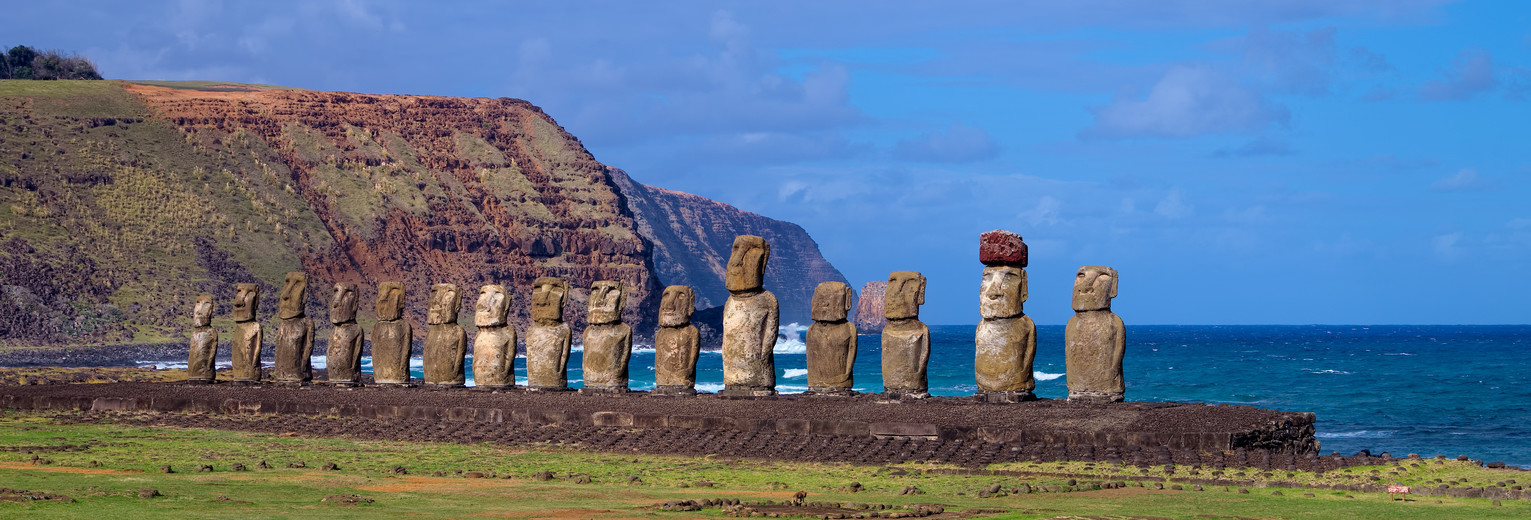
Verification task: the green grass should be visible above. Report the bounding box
[0,413,1525,519]
[126,80,306,92]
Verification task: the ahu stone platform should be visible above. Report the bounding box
[0,382,1317,457]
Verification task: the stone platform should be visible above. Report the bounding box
[0,382,1317,456]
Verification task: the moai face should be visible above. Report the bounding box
[587,281,625,325]
[885,271,926,320]
[277,271,308,319]
[231,283,260,322]
[811,281,853,322]
[1072,266,1118,312]
[376,282,406,321]
[725,235,770,293]
[427,283,462,325]
[475,284,509,327]
[530,277,568,323]
[193,294,214,327]
[979,266,1027,319]
[330,283,359,324]
[658,285,695,327]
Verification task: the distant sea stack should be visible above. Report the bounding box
[852,280,888,333]
[0,81,845,344]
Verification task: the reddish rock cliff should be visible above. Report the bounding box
[852,280,887,333]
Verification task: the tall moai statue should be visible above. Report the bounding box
[371,282,413,386]
[525,277,573,391]
[229,283,262,383]
[653,285,700,395]
[720,235,779,396]
[1065,266,1125,403]
[974,231,1037,403]
[806,281,857,395]
[882,271,930,398]
[423,283,468,387]
[272,272,315,384]
[472,284,516,390]
[327,282,364,387]
[186,294,218,383]
[582,281,632,392]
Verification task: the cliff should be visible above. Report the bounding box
[0,80,845,346]
[852,280,887,333]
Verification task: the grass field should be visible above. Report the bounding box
[1,413,1526,519]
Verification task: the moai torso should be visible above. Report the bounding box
[422,283,467,387]
[973,231,1038,399]
[721,235,779,396]
[525,277,573,390]
[229,283,263,382]
[1065,266,1125,403]
[881,271,929,397]
[653,285,700,394]
[187,294,218,383]
[327,283,364,385]
[370,282,413,385]
[582,281,632,392]
[806,281,857,394]
[272,272,315,383]
[471,284,516,389]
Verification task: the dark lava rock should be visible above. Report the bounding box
[137,488,160,499]
[322,494,374,505]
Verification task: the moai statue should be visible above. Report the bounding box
[525,277,573,391]
[653,285,700,395]
[581,281,632,392]
[422,283,468,387]
[974,230,1037,403]
[371,282,413,386]
[882,271,930,398]
[471,284,516,390]
[271,272,315,384]
[327,283,364,387]
[806,281,857,395]
[720,235,779,396]
[186,294,218,383]
[1066,266,1125,403]
[229,283,262,383]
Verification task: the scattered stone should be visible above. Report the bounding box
[694,480,716,487]
[232,463,246,471]
[1272,491,1283,496]
[1238,488,1250,494]
[137,488,160,499]
[258,460,270,470]
[571,474,592,484]
[322,494,374,505]
[287,460,305,469]
[322,462,339,471]
[534,471,554,481]
[1304,493,1315,497]
[197,464,213,472]
[159,465,173,474]
[627,475,643,485]
[389,465,407,475]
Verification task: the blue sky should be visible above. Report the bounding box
[8,1,1529,325]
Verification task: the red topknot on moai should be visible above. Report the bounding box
[979,230,1028,268]
[974,230,1036,402]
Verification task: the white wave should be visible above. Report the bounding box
[1310,369,1351,375]
[1034,371,1064,381]
[780,322,808,335]
[695,383,725,393]
[776,384,808,394]
[1317,430,1393,439]
[782,368,808,379]
[774,338,806,354]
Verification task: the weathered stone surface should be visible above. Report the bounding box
[807,281,856,394]
[187,294,217,383]
[230,321,262,383]
[230,283,260,323]
[272,316,315,383]
[472,284,515,389]
[582,281,631,392]
[371,282,412,386]
[587,281,624,325]
[328,323,364,385]
[722,236,779,396]
[526,277,572,390]
[277,272,307,320]
[882,271,929,397]
[975,266,1036,396]
[852,280,888,333]
[1066,266,1124,403]
[979,230,1028,267]
[654,285,700,394]
[330,283,358,325]
[423,283,467,387]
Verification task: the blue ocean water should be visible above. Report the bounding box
[206,324,1531,467]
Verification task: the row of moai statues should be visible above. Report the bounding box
[186,232,1123,402]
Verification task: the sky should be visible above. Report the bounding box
[6,1,1529,325]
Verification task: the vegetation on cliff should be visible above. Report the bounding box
[0,46,101,80]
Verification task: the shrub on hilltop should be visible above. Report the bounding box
[0,45,102,80]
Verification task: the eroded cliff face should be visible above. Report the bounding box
[852,280,888,334]
[610,169,847,326]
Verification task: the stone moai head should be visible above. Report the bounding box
[376,282,406,321]
[475,284,509,327]
[587,281,625,325]
[725,235,770,293]
[885,271,926,320]
[330,282,359,324]
[193,294,214,327]
[1072,266,1118,312]
[231,283,260,322]
[427,283,462,325]
[658,285,695,327]
[277,271,308,319]
[811,281,853,322]
[530,277,569,324]
[979,266,1027,319]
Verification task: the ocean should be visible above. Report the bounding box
[158,324,1531,468]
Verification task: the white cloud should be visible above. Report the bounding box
[1082,64,1288,138]
[1154,188,1193,218]
[1430,168,1494,192]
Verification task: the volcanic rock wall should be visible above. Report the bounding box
[853,280,888,333]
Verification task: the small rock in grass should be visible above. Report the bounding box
[159,465,173,474]
[322,494,374,505]
[231,463,247,471]
[197,465,213,472]
[322,462,339,471]
[464,471,485,478]
[137,488,160,499]
[389,465,407,475]
[534,471,554,481]
[1238,488,1250,494]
